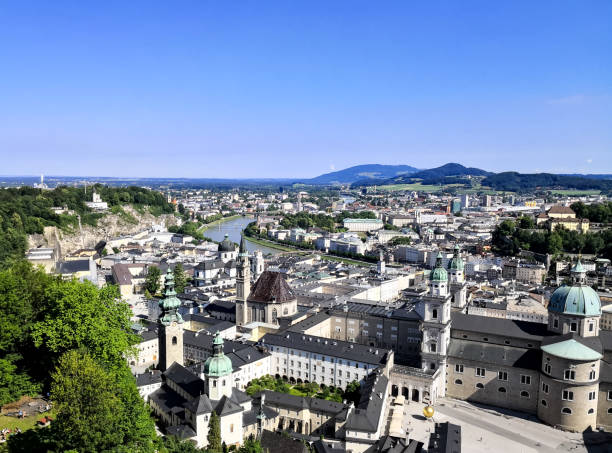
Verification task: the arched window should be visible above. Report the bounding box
[589,370,596,380]
[562,407,572,415]
[520,391,529,398]
[498,387,507,393]
[430,342,437,353]
[541,399,547,407]
[476,383,484,389]
[172,336,177,345]
[454,379,463,385]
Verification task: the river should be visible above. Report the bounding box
[202,216,281,255]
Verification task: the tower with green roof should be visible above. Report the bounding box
[158,269,185,370]
[204,332,234,400]
[418,251,452,375]
[547,259,601,338]
[236,236,251,326]
[448,245,467,309]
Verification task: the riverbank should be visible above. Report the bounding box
[198,214,243,233]
[243,233,372,267]
[242,234,303,252]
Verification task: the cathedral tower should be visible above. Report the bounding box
[448,244,467,309]
[158,269,184,371]
[236,236,250,326]
[204,332,234,400]
[418,252,452,375]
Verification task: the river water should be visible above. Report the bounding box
[202,216,280,255]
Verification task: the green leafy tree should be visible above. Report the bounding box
[238,439,263,453]
[145,266,162,295]
[50,349,124,452]
[173,263,188,294]
[208,411,222,453]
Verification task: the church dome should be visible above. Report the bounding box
[218,234,236,252]
[203,333,233,377]
[430,252,448,282]
[548,285,601,317]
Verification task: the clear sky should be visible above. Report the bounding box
[0,1,610,178]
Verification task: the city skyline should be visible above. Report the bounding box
[0,1,610,177]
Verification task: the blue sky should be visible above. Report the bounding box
[0,1,610,178]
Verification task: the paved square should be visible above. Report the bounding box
[398,397,610,453]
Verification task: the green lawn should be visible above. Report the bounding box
[548,189,601,196]
[242,235,300,252]
[0,409,56,432]
[373,183,444,192]
[198,214,242,232]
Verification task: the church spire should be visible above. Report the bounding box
[159,269,184,326]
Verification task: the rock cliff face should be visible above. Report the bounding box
[28,205,179,255]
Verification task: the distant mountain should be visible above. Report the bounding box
[303,164,419,185]
[408,163,492,180]
[561,174,612,180]
[483,172,612,192]
[353,163,491,187]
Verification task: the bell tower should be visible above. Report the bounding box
[159,269,184,371]
[236,236,250,326]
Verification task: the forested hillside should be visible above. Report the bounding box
[0,186,173,267]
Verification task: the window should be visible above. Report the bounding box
[608,408,612,414]
[476,367,485,377]
[561,407,572,415]
[391,325,398,331]
[520,391,529,398]
[589,323,594,332]
[498,387,507,393]
[588,391,596,401]
[504,340,510,345]
[521,375,531,385]
[230,424,234,433]
[570,322,577,332]
[432,309,438,319]
[483,337,488,342]
[562,390,574,401]
[363,330,369,336]
[541,399,547,407]
[553,318,559,328]
[476,383,484,389]
[608,390,612,400]
[430,343,437,353]
[455,379,463,385]
[377,324,383,329]
[172,336,177,345]
[544,364,551,374]
[455,364,464,373]
[588,408,594,414]
[589,370,596,380]
[564,370,576,381]
[498,371,508,381]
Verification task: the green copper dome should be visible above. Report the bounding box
[448,245,464,271]
[548,285,601,317]
[430,252,448,282]
[204,332,233,377]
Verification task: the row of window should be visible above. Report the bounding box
[551,318,595,332]
[543,364,596,381]
[455,364,531,384]
[453,380,529,397]
[540,401,604,416]
[458,334,534,348]
[274,349,367,368]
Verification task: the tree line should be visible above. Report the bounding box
[492,217,612,258]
